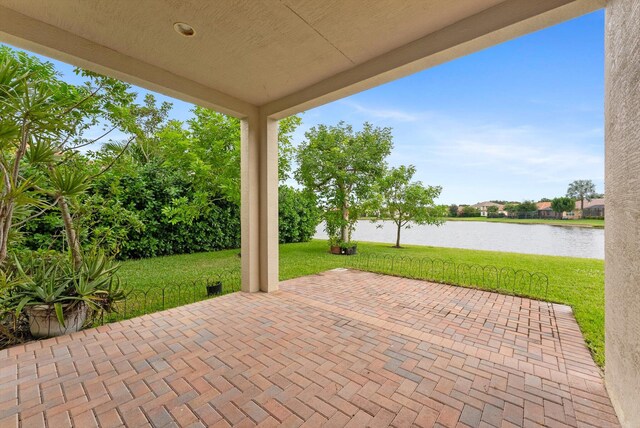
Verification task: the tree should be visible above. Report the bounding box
[487,205,499,215]
[448,204,459,217]
[295,121,393,244]
[551,197,575,219]
[567,180,596,211]
[460,206,480,217]
[143,106,300,223]
[517,200,538,213]
[0,47,136,266]
[503,203,518,214]
[376,165,446,248]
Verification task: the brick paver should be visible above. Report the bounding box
[0,269,619,427]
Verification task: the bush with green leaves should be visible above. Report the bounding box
[278,186,320,244]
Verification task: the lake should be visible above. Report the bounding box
[314,220,604,259]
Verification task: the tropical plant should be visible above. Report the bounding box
[1,250,124,328]
[566,179,597,211]
[0,46,137,267]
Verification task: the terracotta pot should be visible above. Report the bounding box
[330,245,342,255]
[26,303,88,338]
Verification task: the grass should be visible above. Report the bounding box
[445,217,605,228]
[119,239,605,367]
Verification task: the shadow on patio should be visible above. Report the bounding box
[0,269,619,427]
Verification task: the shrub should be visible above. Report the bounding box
[278,186,321,244]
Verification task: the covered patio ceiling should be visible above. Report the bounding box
[0,0,603,118]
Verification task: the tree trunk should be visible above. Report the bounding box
[395,222,401,248]
[580,198,584,211]
[0,205,13,265]
[0,122,29,266]
[340,204,349,243]
[57,196,82,270]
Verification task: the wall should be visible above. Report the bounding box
[604,0,640,426]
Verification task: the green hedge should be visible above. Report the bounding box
[22,163,319,260]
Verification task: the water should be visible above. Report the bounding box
[314,220,604,259]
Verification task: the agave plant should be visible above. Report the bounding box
[1,250,125,327]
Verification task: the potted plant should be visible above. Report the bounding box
[2,251,125,338]
[329,237,342,255]
[206,278,223,296]
[340,241,357,255]
[328,238,357,256]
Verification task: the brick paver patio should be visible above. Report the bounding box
[0,269,619,427]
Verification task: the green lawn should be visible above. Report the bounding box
[445,217,604,228]
[119,240,605,367]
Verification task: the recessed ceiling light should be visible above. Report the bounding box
[174,22,195,37]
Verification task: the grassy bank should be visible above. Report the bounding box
[445,217,604,228]
[119,240,605,367]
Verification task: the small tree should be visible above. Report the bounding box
[567,179,596,211]
[503,203,518,215]
[295,121,393,244]
[487,205,499,216]
[448,204,459,217]
[518,200,538,213]
[551,197,575,219]
[376,166,445,248]
[461,206,480,217]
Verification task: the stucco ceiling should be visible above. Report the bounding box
[0,0,602,117]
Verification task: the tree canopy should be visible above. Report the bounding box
[376,165,445,248]
[295,121,393,243]
[567,179,597,210]
[551,197,575,218]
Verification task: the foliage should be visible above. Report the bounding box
[0,46,137,267]
[0,250,124,326]
[374,165,446,248]
[86,161,241,259]
[278,186,321,244]
[503,203,518,213]
[460,206,481,217]
[551,197,575,218]
[517,200,538,213]
[567,179,597,210]
[295,121,393,244]
[446,217,604,228]
[448,204,458,217]
[487,205,499,214]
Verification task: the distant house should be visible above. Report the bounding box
[537,202,556,218]
[543,198,605,219]
[471,201,505,217]
[574,198,605,219]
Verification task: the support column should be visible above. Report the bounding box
[604,0,640,426]
[240,113,279,293]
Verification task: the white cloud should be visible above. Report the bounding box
[309,101,604,203]
[337,100,419,122]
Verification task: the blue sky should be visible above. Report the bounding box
[5,10,604,205]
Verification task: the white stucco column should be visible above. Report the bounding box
[604,0,640,426]
[240,113,279,293]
